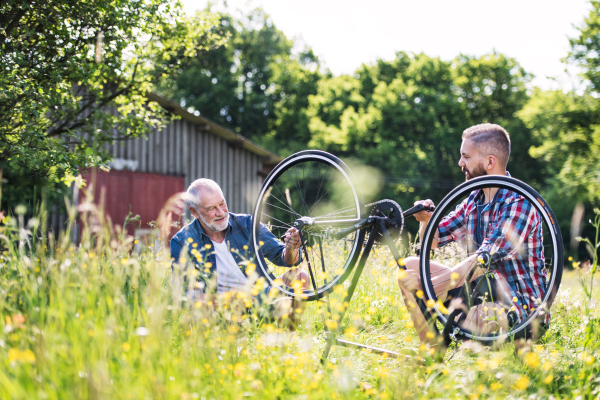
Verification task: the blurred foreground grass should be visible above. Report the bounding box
[0,201,599,399]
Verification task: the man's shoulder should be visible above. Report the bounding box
[171,219,201,244]
[228,213,253,233]
[229,212,252,222]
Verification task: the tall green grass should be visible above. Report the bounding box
[0,200,599,399]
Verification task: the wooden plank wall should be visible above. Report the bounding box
[102,118,264,215]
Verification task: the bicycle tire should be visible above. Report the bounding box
[419,175,563,345]
[252,150,366,301]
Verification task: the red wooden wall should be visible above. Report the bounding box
[82,169,184,237]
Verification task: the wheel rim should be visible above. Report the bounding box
[253,152,365,300]
[420,176,563,343]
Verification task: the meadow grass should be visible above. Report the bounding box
[0,202,599,399]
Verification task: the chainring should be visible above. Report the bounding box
[366,199,404,243]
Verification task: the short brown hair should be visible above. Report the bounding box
[462,123,511,168]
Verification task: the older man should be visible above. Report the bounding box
[171,178,309,326]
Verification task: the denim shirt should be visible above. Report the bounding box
[170,213,301,292]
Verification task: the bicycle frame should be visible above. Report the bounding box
[291,204,438,364]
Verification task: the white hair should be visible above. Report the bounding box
[186,179,225,211]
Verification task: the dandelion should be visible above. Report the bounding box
[426,299,435,308]
[524,352,540,368]
[416,290,424,298]
[398,258,406,266]
[344,327,357,338]
[122,343,131,352]
[187,238,194,243]
[568,256,573,261]
[205,244,211,249]
[514,376,529,390]
[325,320,338,330]
[586,355,595,365]
[425,331,435,339]
[534,345,544,353]
[490,382,502,391]
[476,358,486,371]
[543,374,553,384]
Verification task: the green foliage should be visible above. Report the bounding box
[519,89,600,203]
[158,8,323,155]
[305,52,542,215]
[569,1,600,93]
[0,0,225,179]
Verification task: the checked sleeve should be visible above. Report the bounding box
[437,198,469,246]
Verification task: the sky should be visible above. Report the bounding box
[181,0,592,90]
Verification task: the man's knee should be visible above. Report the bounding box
[296,269,310,289]
[404,256,420,272]
[282,268,310,289]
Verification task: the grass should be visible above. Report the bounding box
[1,202,599,399]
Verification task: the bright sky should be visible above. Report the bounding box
[182,0,592,89]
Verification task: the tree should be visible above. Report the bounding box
[305,52,536,210]
[520,1,600,206]
[159,8,323,154]
[569,1,600,94]
[0,0,225,209]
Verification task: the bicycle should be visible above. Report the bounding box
[251,150,563,360]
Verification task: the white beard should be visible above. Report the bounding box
[199,212,229,232]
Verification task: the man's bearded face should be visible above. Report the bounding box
[198,211,229,232]
[459,138,488,181]
[463,162,487,181]
[195,190,229,232]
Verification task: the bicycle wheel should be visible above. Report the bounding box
[252,150,366,301]
[419,175,563,345]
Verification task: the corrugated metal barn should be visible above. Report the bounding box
[51,92,282,238]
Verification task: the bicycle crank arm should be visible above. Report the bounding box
[332,217,375,240]
[402,204,435,219]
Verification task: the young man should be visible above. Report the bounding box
[397,123,546,348]
[171,179,309,327]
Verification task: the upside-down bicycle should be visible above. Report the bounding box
[251,150,563,360]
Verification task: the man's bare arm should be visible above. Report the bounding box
[283,227,301,265]
[419,221,439,250]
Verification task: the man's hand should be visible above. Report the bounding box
[397,269,422,292]
[283,227,301,265]
[157,192,192,244]
[413,199,435,223]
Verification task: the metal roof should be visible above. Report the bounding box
[146,92,282,166]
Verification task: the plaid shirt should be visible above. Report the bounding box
[437,185,548,324]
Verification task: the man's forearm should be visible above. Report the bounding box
[419,223,439,249]
[283,247,300,265]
